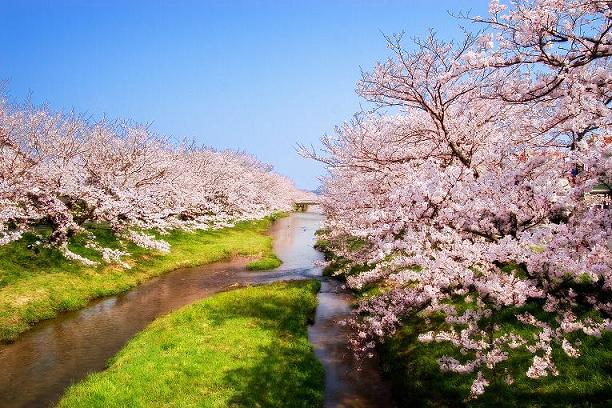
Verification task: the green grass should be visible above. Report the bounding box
[380,315,612,408]
[58,280,324,408]
[246,253,282,270]
[317,234,612,407]
[245,212,286,271]
[0,215,284,342]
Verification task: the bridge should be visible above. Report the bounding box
[294,200,320,211]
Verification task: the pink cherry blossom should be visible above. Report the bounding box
[0,99,310,263]
[305,0,611,398]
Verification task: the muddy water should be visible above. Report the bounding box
[0,208,394,408]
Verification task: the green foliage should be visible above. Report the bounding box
[0,215,284,342]
[58,280,324,408]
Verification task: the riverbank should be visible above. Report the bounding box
[1,209,397,408]
[315,238,612,407]
[380,316,612,407]
[0,214,284,342]
[58,280,324,408]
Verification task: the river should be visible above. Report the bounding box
[0,208,394,408]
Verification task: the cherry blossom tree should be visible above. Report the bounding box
[0,98,304,264]
[305,0,610,398]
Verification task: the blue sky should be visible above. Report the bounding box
[0,0,489,190]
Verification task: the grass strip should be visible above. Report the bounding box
[246,253,283,271]
[58,280,324,408]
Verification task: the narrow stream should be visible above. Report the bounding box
[0,208,394,408]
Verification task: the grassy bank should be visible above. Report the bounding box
[0,214,284,342]
[316,237,612,407]
[58,280,324,408]
[379,314,612,408]
[246,253,283,271]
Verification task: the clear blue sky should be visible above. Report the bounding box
[0,0,489,190]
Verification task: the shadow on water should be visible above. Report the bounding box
[202,282,324,408]
[0,206,394,408]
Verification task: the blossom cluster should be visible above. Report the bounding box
[0,101,311,263]
[306,0,611,398]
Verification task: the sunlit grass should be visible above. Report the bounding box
[246,253,282,270]
[58,280,324,408]
[0,215,284,342]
